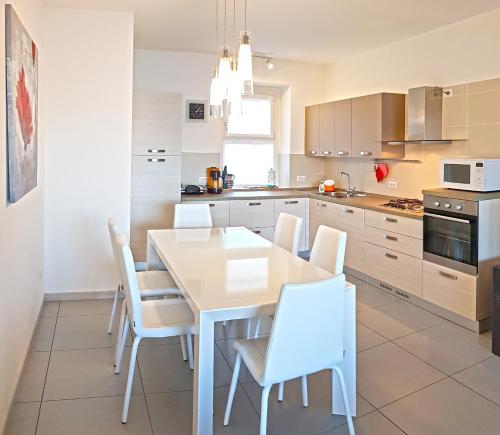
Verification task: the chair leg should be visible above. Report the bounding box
[114,300,126,367]
[254,317,262,338]
[115,316,129,374]
[223,353,241,426]
[187,333,194,370]
[107,284,120,334]
[301,375,308,407]
[246,318,252,339]
[260,385,272,435]
[278,382,284,402]
[122,335,142,423]
[332,366,354,435]
[180,335,188,361]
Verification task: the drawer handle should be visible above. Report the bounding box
[384,217,398,223]
[309,150,318,155]
[246,202,261,206]
[252,230,261,234]
[384,235,398,241]
[337,151,349,156]
[439,270,458,280]
[285,200,299,205]
[209,203,215,208]
[148,158,165,163]
[322,150,331,155]
[343,208,354,214]
[317,202,327,208]
[359,151,372,157]
[385,252,398,260]
[148,149,165,153]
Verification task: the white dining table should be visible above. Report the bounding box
[146,226,356,435]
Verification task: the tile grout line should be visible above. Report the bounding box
[136,339,156,435]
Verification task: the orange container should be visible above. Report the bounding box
[324,180,335,192]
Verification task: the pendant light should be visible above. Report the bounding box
[227,0,242,116]
[209,0,223,117]
[238,0,253,95]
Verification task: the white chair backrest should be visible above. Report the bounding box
[273,212,303,255]
[173,203,213,229]
[262,274,346,384]
[108,218,122,280]
[309,225,347,275]
[115,234,143,331]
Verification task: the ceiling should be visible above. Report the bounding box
[45,0,500,64]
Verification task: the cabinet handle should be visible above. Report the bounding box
[359,151,372,157]
[246,202,261,206]
[337,151,349,156]
[322,150,332,155]
[285,200,299,205]
[309,150,318,155]
[147,158,165,162]
[384,234,398,241]
[148,149,165,153]
[385,252,398,260]
[317,202,327,208]
[343,208,354,214]
[208,203,215,208]
[384,217,398,223]
[439,270,458,280]
[252,230,261,234]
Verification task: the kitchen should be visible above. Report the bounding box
[3,2,500,435]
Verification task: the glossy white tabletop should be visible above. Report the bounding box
[148,227,337,312]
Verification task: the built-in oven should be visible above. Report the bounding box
[423,195,478,275]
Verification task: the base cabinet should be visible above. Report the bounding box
[275,198,307,251]
[196,201,230,228]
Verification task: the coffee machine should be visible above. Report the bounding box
[207,167,223,194]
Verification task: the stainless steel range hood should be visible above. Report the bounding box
[386,86,464,145]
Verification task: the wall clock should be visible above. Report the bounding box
[186,100,207,123]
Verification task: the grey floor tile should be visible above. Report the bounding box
[31,317,56,352]
[357,301,443,340]
[356,322,387,353]
[4,402,39,435]
[381,377,500,435]
[147,386,261,435]
[37,395,152,435]
[394,322,493,375]
[138,343,232,393]
[59,299,114,316]
[354,281,395,312]
[323,410,405,435]
[357,341,445,408]
[14,351,50,402]
[478,329,492,352]
[216,338,256,384]
[52,314,131,350]
[453,356,500,405]
[40,301,59,318]
[241,371,355,435]
[43,347,142,400]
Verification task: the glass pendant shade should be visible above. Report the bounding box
[218,47,232,99]
[209,70,224,118]
[238,31,253,95]
[227,60,242,116]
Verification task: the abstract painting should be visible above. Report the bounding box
[5,5,38,203]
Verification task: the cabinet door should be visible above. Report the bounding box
[249,227,275,242]
[132,92,182,156]
[334,99,352,157]
[195,201,230,228]
[229,199,275,228]
[319,102,334,156]
[308,199,336,247]
[331,204,365,271]
[275,198,307,251]
[305,105,320,157]
[352,94,382,158]
[130,155,181,260]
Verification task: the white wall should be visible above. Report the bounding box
[134,49,326,155]
[44,8,134,294]
[0,0,45,429]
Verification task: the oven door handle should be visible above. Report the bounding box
[424,212,471,224]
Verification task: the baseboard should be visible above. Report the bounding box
[44,289,117,301]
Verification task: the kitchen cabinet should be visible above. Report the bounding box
[196,201,230,228]
[248,227,275,242]
[309,199,336,246]
[305,105,320,156]
[364,226,422,258]
[351,93,405,159]
[334,99,352,157]
[229,199,275,228]
[305,103,334,157]
[275,198,308,251]
[365,210,422,239]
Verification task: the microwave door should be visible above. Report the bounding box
[442,163,474,190]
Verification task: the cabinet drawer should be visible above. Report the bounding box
[331,203,365,237]
[248,227,275,242]
[365,210,422,239]
[195,201,229,228]
[422,261,477,320]
[364,226,422,258]
[229,199,275,228]
[364,242,423,296]
[275,198,307,251]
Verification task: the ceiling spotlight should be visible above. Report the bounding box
[266,58,274,70]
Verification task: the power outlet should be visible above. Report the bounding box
[443,88,453,98]
[198,176,207,185]
[296,175,306,182]
[388,180,398,189]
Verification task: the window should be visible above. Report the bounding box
[223,95,276,187]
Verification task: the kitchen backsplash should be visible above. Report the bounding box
[181,152,220,185]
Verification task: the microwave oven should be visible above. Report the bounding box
[441,159,500,192]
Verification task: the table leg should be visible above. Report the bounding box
[332,285,356,416]
[193,312,215,435]
[146,236,161,271]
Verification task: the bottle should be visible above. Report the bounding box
[319,181,325,193]
[267,168,276,187]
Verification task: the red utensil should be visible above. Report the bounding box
[375,163,389,183]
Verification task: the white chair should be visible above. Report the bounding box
[223,275,355,435]
[115,234,195,423]
[173,203,213,229]
[310,225,347,275]
[273,212,303,255]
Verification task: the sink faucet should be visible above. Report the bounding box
[341,171,356,195]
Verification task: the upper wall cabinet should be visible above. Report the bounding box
[132,91,182,156]
[351,93,405,159]
[305,103,334,157]
[334,99,352,157]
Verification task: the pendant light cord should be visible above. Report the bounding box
[223,0,227,47]
[215,0,218,53]
[244,0,247,32]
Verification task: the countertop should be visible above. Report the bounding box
[182,188,423,220]
[422,188,500,201]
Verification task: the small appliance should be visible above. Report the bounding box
[183,185,205,195]
[207,167,223,194]
[441,158,500,192]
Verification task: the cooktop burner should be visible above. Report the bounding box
[382,198,424,212]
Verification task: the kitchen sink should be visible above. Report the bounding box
[318,192,367,198]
